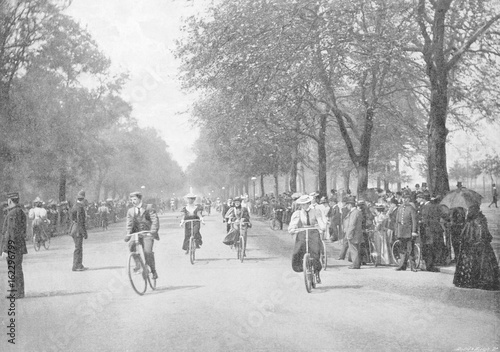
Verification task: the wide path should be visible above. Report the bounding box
[1,211,499,352]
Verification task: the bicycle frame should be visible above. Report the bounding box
[292,226,321,254]
[184,219,201,264]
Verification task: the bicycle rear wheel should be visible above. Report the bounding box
[189,236,196,265]
[33,234,40,251]
[391,240,402,266]
[303,253,312,293]
[127,252,147,295]
[147,265,156,290]
[320,241,327,271]
[43,233,50,250]
[369,240,378,267]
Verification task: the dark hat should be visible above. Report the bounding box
[77,190,86,199]
[233,197,242,202]
[345,196,356,205]
[6,192,19,199]
[422,182,427,187]
[456,181,463,188]
[415,184,420,188]
[402,190,411,198]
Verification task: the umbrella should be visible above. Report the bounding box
[440,188,483,209]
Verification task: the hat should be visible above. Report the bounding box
[233,197,242,202]
[402,190,411,198]
[422,182,427,187]
[320,196,327,204]
[309,191,319,197]
[77,190,86,199]
[291,192,302,200]
[375,204,386,210]
[185,193,197,198]
[296,195,313,204]
[6,192,19,200]
[33,196,43,203]
[345,196,356,205]
[129,191,142,198]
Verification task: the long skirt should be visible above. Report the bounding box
[373,229,392,265]
[292,230,323,273]
[453,241,500,291]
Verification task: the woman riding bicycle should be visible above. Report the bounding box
[29,197,49,244]
[180,193,204,254]
[288,194,326,284]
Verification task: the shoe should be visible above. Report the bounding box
[337,257,344,260]
[315,273,321,284]
[152,271,158,280]
[72,267,88,272]
[347,266,360,269]
[395,267,406,271]
[411,267,418,272]
[427,267,439,272]
[185,250,189,255]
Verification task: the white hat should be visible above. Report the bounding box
[296,195,313,204]
[185,193,197,198]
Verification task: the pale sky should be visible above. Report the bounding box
[64,0,499,177]
[65,0,208,170]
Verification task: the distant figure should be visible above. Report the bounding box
[488,184,497,208]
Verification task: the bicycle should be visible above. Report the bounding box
[391,238,421,269]
[99,213,108,231]
[366,230,378,267]
[184,219,201,265]
[291,226,324,293]
[32,221,50,251]
[127,231,156,295]
[269,209,283,231]
[230,219,251,263]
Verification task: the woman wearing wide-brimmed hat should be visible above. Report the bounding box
[288,195,326,283]
[180,193,204,253]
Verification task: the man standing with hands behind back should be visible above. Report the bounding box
[343,196,363,269]
[71,190,88,271]
[395,190,418,272]
[1,192,28,298]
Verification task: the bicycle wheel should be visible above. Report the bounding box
[189,236,196,265]
[239,235,246,263]
[269,219,278,230]
[127,252,147,295]
[369,240,378,267]
[43,233,50,250]
[33,234,40,251]
[146,265,157,290]
[320,240,327,271]
[391,240,402,266]
[413,243,421,269]
[303,253,312,293]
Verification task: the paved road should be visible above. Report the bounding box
[1,211,499,352]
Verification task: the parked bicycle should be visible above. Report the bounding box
[391,239,421,269]
[127,231,156,295]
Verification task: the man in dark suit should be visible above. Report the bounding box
[1,192,27,298]
[125,191,159,279]
[342,197,363,269]
[70,190,88,271]
[419,192,441,272]
[395,191,418,271]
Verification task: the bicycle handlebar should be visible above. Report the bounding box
[183,219,201,223]
[290,226,321,234]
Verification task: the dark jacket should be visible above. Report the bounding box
[395,203,417,239]
[1,205,27,254]
[70,201,88,237]
[126,204,159,240]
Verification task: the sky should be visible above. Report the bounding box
[65,0,210,170]
[64,0,499,181]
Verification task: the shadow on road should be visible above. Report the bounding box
[24,290,94,299]
[243,257,279,262]
[87,266,124,271]
[315,285,363,292]
[149,285,203,294]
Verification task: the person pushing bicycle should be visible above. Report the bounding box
[125,192,159,280]
[288,194,326,283]
[180,193,204,254]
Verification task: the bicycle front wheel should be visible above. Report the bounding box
[189,236,196,265]
[391,240,403,266]
[127,253,147,295]
[239,235,246,263]
[413,243,421,269]
[303,253,312,293]
[320,241,327,271]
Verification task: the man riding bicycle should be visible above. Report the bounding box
[288,195,326,283]
[125,192,159,280]
[28,197,49,244]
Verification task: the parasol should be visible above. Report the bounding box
[440,188,482,209]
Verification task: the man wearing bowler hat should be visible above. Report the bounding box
[342,196,363,269]
[1,192,27,298]
[70,190,88,271]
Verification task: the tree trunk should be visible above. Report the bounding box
[274,172,279,198]
[317,114,328,196]
[396,157,401,192]
[58,166,67,202]
[299,163,306,193]
[342,169,351,193]
[260,174,265,197]
[356,163,369,196]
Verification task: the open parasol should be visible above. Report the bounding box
[440,188,483,209]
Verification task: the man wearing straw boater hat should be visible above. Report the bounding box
[1,192,27,298]
[288,194,326,283]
